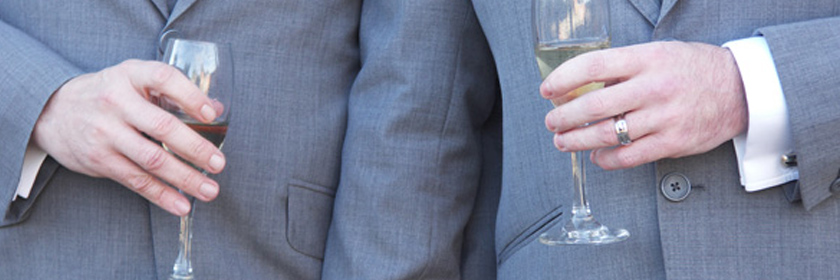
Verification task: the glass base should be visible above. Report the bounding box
[539,212,629,245]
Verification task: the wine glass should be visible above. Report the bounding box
[533,0,629,245]
[160,38,233,279]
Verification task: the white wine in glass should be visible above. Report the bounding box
[533,0,629,245]
[536,41,609,105]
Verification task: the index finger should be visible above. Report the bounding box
[539,45,643,100]
[123,60,218,123]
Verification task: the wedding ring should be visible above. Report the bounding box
[614,114,632,146]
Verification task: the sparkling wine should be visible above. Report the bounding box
[535,41,609,106]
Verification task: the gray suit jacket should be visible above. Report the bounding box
[0,0,500,279]
[472,0,840,279]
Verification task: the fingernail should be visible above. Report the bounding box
[540,80,554,98]
[209,154,225,171]
[545,112,561,132]
[554,134,567,151]
[174,199,191,216]
[546,123,555,132]
[210,99,225,115]
[545,116,557,132]
[199,182,219,199]
[201,104,217,122]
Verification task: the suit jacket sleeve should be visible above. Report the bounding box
[321,0,499,278]
[0,19,82,226]
[758,16,840,210]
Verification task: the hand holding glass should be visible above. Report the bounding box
[160,38,233,279]
[533,0,629,245]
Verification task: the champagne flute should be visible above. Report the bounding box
[533,0,629,245]
[160,38,233,279]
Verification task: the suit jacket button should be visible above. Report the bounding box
[158,29,181,54]
[661,172,691,202]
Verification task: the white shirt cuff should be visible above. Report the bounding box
[724,37,798,192]
[14,142,48,201]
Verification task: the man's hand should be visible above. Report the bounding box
[32,59,226,216]
[541,41,747,170]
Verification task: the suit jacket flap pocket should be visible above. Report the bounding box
[286,180,335,260]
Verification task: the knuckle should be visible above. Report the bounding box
[179,170,202,193]
[113,60,134,72]
[614,150,640,168]
[645,80,678,104]
[602,122,618,145]
[651,133,683,157]
[80,126,112,165]
[121,59,143,67]
[188,137,213,162]
[646,43,668,59]
[82,147,108,168]
[150,63,178,88]
[573,135,589,150]
[655,78,680,98]
[126,173,163,201]
[113,59,144,77]
[658,111,680,129]
[585,52,607,80]
[584,94,609,116]
[149,113,179,137]
[139,147,168,171]
[96,88,122,108]
[644,41,675,61]
[84,121,109,142]
[128,59,148,69]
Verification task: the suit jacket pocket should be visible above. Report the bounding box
[497,205,563,265]
[286,179,335,260]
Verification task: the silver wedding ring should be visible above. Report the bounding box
[614,114,632,146]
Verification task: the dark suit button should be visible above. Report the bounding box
[158,29,181,54]
[661,172,691,202]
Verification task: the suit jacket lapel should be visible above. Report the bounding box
[658,0,679,23]
[162,0,199,30]
[150,0,169,18]
[625,0,661,26]
[169,0,198,22]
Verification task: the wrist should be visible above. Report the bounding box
[712,44,749,137]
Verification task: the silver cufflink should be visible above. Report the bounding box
[782,153,797,167]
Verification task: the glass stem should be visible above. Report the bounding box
[570,150,591,218]
[170,195,196,280]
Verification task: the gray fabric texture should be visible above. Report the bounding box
[470,0,840,279]
[0,0,500,279]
